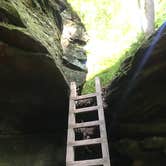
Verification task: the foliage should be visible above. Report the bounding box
[82,34,145,94]
[155,0,166,28]
[68,0,166,93]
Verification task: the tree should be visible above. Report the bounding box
[138,0,155,37]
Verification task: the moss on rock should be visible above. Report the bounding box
[0,0,87,86]
[0,0,88,165]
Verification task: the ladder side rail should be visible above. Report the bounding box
[66,82,77,165]
[95,77,111,166]
[95,77,105,122]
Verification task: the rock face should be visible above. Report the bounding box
[0,0,87,165]
[60,2,88,85]
[105,23,166,166]
[0,0,87,86]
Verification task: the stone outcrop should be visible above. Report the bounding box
[60,2,88,85]
[0,0,88,86]
[105,23,166,166]
[0,0,87,165]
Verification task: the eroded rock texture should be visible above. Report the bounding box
[105,23,166,166]
[0,0,87,165]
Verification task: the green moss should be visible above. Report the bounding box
[0,0,20,19]
[0,0,62,61]
[0,22,27,33]
[10,1,62,59]
[82,34,144,94]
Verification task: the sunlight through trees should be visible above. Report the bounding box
[68,0,166,93]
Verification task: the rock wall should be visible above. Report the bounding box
[0,0,88,86]
[105,23,166,166]
[0,0,87,165]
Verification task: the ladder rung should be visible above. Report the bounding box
[74,105,99,113]
[75,93,97,100]
[67,158,106,166]
[69,138,103,146]
[71,120,102,128]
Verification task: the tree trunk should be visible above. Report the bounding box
[138,0,155,37]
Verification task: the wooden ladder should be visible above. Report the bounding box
[66,77,111,166]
